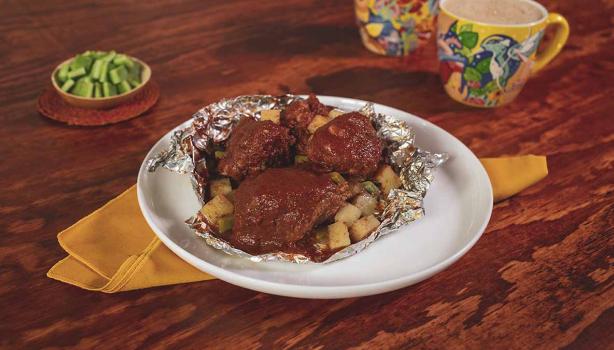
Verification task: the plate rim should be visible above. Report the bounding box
[137,95,493,298]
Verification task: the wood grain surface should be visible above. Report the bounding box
[1,0,613,349]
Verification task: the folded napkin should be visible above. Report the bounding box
[47,155,548,292]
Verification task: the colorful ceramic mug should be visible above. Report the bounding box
[437,0,569,107]
[355,0,439,56]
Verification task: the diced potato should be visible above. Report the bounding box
[328,222,351,250]
[328,109,345,119]
[225,190,236,203]
[210,178,232,198]
[349,181,364,196]
[260,109,280,124]
[200,194,234,226]
[307,115,330,133]
[374,165,402,195]
[349,215,380,242]
[352,193,378,216]
[335,203,362,225]
[313,227,329,250]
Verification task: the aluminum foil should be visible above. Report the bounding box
[148,95,448,264]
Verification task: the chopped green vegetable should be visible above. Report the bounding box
[67,67,86,79]
[102,82,117,97]
[109,66,128,84]
[98,61,109,83]
[55,50,143,99]
[70,55,93,71]
[361,181,380,195]
[128,78,141,88]
[73,78,94,97]
[57,64,70,83]
[217,216,234,233]
[294,155,308,164]
[60,79,75,92]
[214,151,226,160]
[90,59,104,80]
[329,172,346,184]
[102,50,116,62]
[94,83,102,97]
[117,80,132,94]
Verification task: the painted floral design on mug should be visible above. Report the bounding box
[436,0,569,107]
[438,21,543,107]
[355,0,439,56]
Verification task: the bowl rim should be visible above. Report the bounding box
[50,54,151,101]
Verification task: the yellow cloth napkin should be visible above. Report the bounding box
[47,155,548,292]
[480,155,548,202]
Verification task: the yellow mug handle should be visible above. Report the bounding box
[532,13,570,73]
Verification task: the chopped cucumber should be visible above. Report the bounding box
[102,82,117,97]
[109,66,128,84]
[60,79,75,92]
[56,50,143,99]
[90,59,104,80]
[73,78,94,97]
[57,64,70,82]
[94,83,102,97]
[117,80,132,94]
[67,67,86,79]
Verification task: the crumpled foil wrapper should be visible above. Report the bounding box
[147,95,448,264]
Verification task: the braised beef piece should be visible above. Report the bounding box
[217,118,294,181]
[306,112,382,177]
[231,168,351,254]
[281,94,332,154]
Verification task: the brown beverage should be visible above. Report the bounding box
[443,0,544,25]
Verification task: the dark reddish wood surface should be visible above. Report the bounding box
[1,1,613,349]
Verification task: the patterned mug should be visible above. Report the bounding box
[355,0,439,56]
[437,0,569,107]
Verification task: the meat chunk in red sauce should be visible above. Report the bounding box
[231,168,350,255]
[306,112,382,177]
[217,118,294,181]
[281,94,332,153]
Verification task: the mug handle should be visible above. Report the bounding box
[532,13,570,73]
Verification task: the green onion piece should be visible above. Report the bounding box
[329,172,346,184]
[294,155,308,164]
[361,181,380,195]
[214,151,226,160]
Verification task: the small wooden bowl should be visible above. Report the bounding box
[51,56,151,109]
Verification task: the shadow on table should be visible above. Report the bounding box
[306,67,474,116]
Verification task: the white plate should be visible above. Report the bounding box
[137,96,493,299]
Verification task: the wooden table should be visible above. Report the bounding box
[1,0,612,348]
